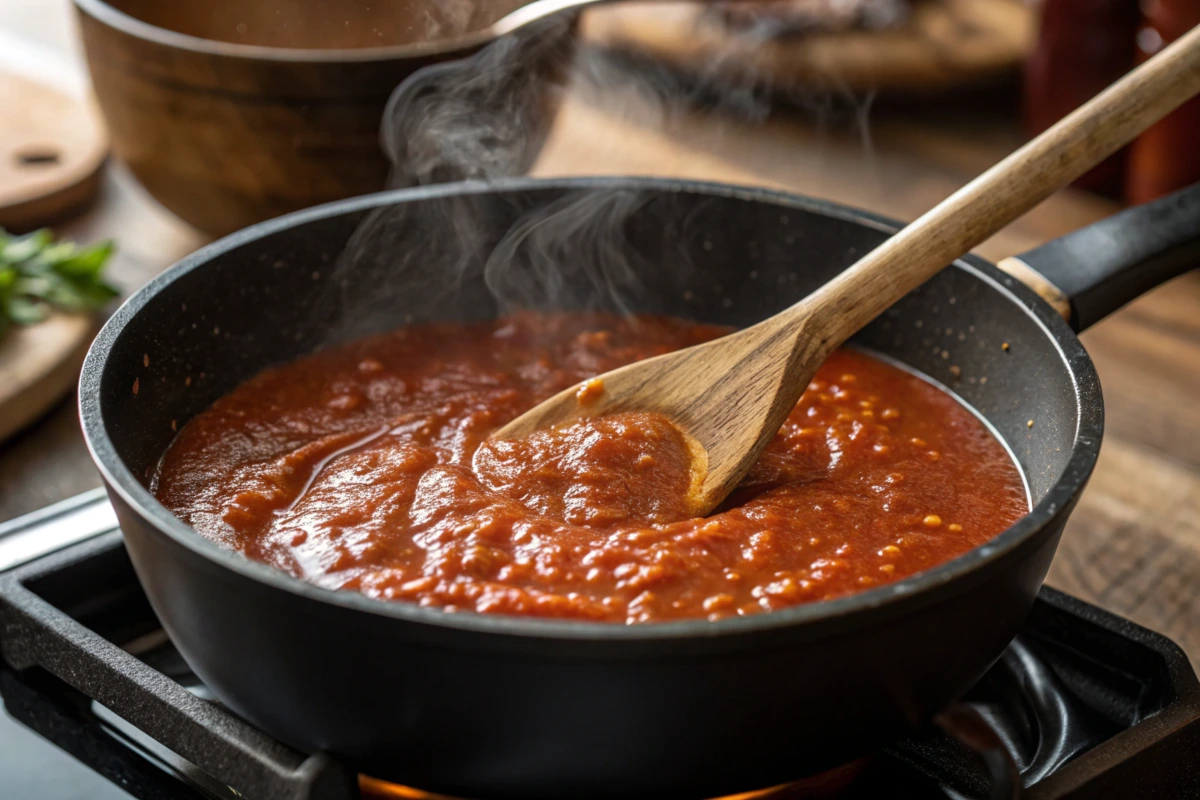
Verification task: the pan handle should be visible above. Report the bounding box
[998,182,1200,332]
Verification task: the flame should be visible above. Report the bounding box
[358,759,866,800]
[359,778,458,799]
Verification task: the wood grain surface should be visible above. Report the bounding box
[0,311,95,444]
[583,0,1034,93]
[1,4,1197,670]
[0,67,107,230]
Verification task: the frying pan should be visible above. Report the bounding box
[74,177,1198,799]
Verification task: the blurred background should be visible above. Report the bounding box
[0,0,1197,666]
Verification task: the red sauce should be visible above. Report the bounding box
[154,312,1027,624]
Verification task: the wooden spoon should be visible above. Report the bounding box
[493,22,1200,516]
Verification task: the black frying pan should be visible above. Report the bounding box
[75,177,1199,799]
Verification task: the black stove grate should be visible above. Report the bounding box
[1,496,1199,800]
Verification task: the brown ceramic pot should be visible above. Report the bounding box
[73,0,577,235]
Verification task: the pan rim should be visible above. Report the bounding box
[79,175,1103,642]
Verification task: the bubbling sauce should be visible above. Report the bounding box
[154,312,1027,623]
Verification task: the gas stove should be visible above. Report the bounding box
[1,491,1199,800]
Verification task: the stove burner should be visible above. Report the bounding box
[1,493,1200,800]
[358,758,870,799]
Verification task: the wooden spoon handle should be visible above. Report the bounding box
[794,22,1200,347]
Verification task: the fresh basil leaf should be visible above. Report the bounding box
[70,279,119,305]
[53,241,115,278]
[7,295,47,325]
[38,241,78,265]
[14,274,53,297]
[0,228,116,340]
[42,281,89,311]
[2,229,52,263]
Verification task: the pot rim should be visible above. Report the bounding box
[79,175,1104,643]
[72,0,526,63]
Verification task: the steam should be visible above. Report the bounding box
[381,15,574,188]
[481,189,661,316]
[325,2,880,343]
[328,183,685,339]
[323,14,586,340]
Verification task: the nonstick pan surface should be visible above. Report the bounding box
[76,177,1199,798]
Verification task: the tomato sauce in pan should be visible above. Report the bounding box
[154,312,1027,624]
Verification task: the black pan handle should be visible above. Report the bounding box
[999,182,1200,332]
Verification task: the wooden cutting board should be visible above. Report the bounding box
[0,61,108,443]
[0,68,107,230]
[582,0,1035,94]
[0,311,95,443]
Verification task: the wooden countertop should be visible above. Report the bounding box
[1,12,1197,668]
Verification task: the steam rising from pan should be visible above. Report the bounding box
[324,2,879,345]
[480,189,669,316]
[381,15,574,189]
[323,14,577,342]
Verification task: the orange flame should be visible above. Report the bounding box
[358,759,867,800]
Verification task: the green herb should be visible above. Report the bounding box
[0,228,118,340]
